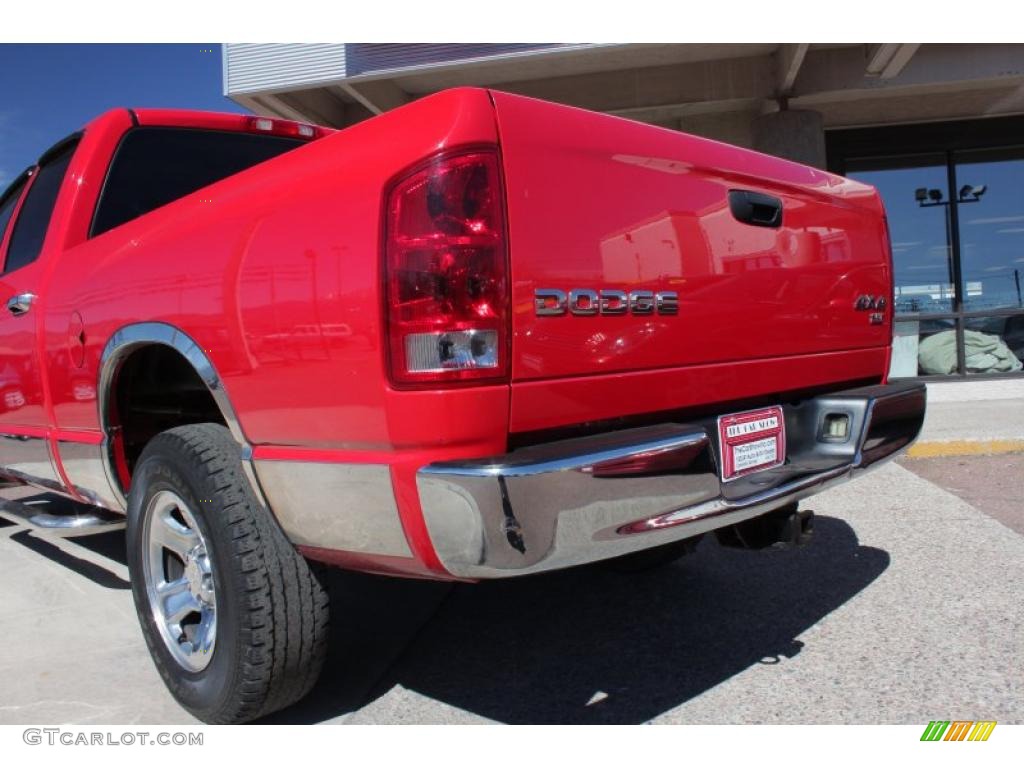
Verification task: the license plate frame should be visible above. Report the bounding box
[717,405,786,482]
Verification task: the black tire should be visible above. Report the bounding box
[601,534,704,574]
[126,423,329,724]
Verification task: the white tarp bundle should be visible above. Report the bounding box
[919,329,1024,375]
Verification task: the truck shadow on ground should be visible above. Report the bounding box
[0,494,130,589]
[265,514,889,724]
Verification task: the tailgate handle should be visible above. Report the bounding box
[728,190,783,228]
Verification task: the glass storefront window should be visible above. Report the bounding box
[830,118,1024,379]
[954,148,1024,313]
[847,155,955,315]
[892,314,1024,378]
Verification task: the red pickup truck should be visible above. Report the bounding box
[0,87,925,723]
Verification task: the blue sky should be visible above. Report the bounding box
[0,44,247,191]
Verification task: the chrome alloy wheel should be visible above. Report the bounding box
[142,490,217,672]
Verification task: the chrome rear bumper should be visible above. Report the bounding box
[417,382,926,579]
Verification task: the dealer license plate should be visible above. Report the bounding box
[717,406,786,481]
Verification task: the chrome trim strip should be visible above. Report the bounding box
[417,382,927,579]
[253,460,413,557]
[0,433,64,493]
[57,440,122,510]
[422,428,709,478]
[99,323,245,446]
[97,322,261,512]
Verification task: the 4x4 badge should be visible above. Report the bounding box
[854,294,887,311]
[854,294,887,325]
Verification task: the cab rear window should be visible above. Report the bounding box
[0,174,28,248]
[6,141,78,273]
[90,127,305,237]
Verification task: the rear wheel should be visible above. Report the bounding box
[126,423,329,724]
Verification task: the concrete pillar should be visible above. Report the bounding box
[752,109,827,169]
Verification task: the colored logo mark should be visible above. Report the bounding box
[920,721,996,741]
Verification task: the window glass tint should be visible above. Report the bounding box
[5,143,77,273]
[92,128,305,236]
[954,147,1024,312]
[0,175,28,249]
[847,155,954,315]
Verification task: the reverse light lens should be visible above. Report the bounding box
[405,330,499,372]
[384,150,509,386]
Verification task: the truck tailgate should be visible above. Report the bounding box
[491,91,892,394]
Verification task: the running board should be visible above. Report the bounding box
[0,498,126,537]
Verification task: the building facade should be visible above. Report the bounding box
[223,43,1024,380]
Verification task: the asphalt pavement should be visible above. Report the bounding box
[1,452,1021,725]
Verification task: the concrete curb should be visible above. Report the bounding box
[907,439,1024,459]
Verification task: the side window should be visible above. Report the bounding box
[91,128,304,237]
[0,174,29,249]
[4,141,78,274]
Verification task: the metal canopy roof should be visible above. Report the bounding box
[223,43,1024,140]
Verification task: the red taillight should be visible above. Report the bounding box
[384,149,509,387]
